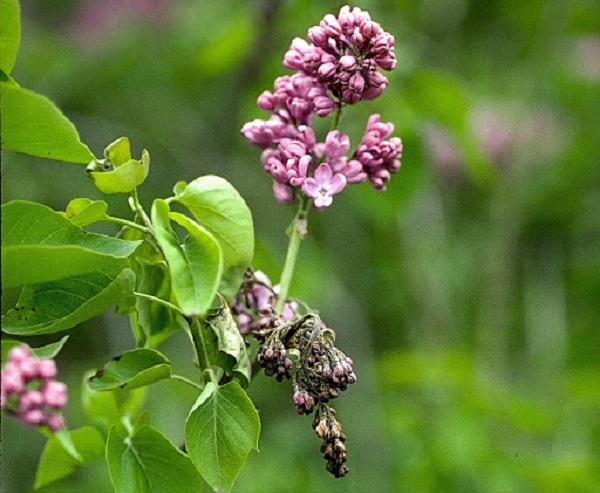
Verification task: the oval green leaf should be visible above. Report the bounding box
[0,81,94,164]
[88,149,150,195]
[64,198,109,227]
[184,381,260,492]
[151,199,223,317]
[106,424,203,493]
[171,175,254,296]
[88,348,171,391]
[2,267,136,336]
[1,200,140,288]
[34,426,105,490]
[1,336,69,362]
[0,0,20,75]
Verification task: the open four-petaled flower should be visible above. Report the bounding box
[301,163,347,208]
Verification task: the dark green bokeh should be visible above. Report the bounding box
[2,1,599,491]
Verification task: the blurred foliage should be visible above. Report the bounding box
[2,0,599,491]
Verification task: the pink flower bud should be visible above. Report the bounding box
[19,390,44,412]
[324,130,350,160]
[46,414,65,432]
[1,364,24,394]
[17,358,38,381]
[272,181,294,203]
[8,345,32,364]
[37,359,57,380]
[349,73,365,94]
[308,26,328,47]
[318,62,336,80]
[21,409,45,426]
[339,55,356,70]
[313,96,336,117]
[257,91,275,111]
[42,381,68,409]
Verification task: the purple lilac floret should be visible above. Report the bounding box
[1,345,67,431]
[241,5,402,207]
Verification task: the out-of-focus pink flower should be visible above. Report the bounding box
[42,381,68,409]
[70,0,171,44]
[424,124,464,180]
[471,107,515,166]
[1,345,67,432]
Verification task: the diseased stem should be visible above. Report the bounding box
[133,292,186,317]
[275,196,310,313]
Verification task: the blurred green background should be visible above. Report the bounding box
[2,0,600,491]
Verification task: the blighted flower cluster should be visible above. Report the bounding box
[234,308,355,477]
[1,345,67,431]
[288,315,356,415]
[313,404,349,478]
[241,5,402,207]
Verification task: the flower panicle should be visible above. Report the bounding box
[241,5,402,207]
[1,345,68,432]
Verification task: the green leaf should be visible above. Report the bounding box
[206,295,251,383]
[185,381,260,492]
[104,137,131,165]
[151,199,223,317]
[2,267,136,335]
[34,426,105,490]
[106,424,203,493]
[171,176,254,297]
[88,145,150,195]
[54,427,83,462]
[32,335,70,358]
[0,81,94,163]
[1,336,69,362]
[1,339,21,362]
[88,348,171,391]
[1,200,141,287]
[65,198,109,227]
[82,372,122,434]
[0,0,20,75]
[135,259,187,347]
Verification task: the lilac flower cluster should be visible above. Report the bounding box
[241,5,402,207]
[285,5,396,103]
[1,345,67,431]
[232,270,298,335]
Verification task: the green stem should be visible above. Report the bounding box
[274,103,343,314]
[331,102,343,129]
[190,317,212,383]
[131,188,153,230]
[104,215,149,234]
[170,374,202,391]
[275,196,310,313]
[133,292,186,317]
